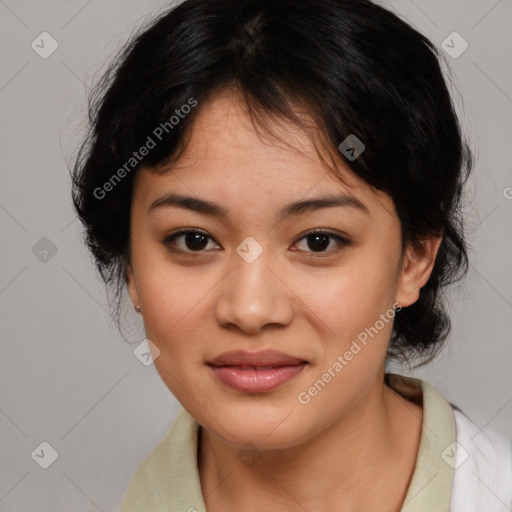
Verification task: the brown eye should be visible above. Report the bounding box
[162,230,219,254]
[292,230,352,256]
[305,233,331,252]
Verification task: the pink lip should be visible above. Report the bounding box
[208,364,307,393]
[207,349,309,393]
[207,349,307,367]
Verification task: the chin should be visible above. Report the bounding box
[202,405,311,450]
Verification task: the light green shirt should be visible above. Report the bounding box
[119,373,456,511]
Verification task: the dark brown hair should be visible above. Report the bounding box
[70,0,472,366]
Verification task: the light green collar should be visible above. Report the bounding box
[120,373,456,511]
[386,374,456,511]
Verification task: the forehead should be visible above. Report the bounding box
[134,90,395,219]
[170,91,343,182]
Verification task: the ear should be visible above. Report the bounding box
[395,234,443,308]
[125,263,140,309]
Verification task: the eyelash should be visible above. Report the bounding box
[161,228,352,258]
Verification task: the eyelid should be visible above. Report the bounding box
[161,228,220,255]
[295,227,352,244]
[291,228,352,257]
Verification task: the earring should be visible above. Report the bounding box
[135,305,142,313]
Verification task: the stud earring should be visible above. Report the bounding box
[135,305,142,313]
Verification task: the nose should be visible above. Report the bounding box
[215,248,294,334]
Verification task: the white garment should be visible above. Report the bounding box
[451,408,512,511]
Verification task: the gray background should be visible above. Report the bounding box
[1,0,511,510]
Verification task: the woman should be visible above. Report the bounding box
[71,0,512,510]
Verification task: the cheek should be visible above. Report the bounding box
[298,255,399,410]
[141,272,209,344]
[138,267,210,397]
[300,252,399,340]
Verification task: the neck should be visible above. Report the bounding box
[198,373,423,512]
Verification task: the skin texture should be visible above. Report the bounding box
[126,89,442,512]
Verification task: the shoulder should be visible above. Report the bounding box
[391,374,512,511]
[119,407,203,512]
[450,407,512,512]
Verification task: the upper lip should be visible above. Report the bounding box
[207,350,308,367]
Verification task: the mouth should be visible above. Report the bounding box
[207,349,308,368]
[207,359,308,393]
[208,363,307,371]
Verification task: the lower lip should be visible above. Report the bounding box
[208,364,307,393]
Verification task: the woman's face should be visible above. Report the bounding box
[126,90,439,450]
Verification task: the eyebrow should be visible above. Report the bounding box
[148,192,369,220]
